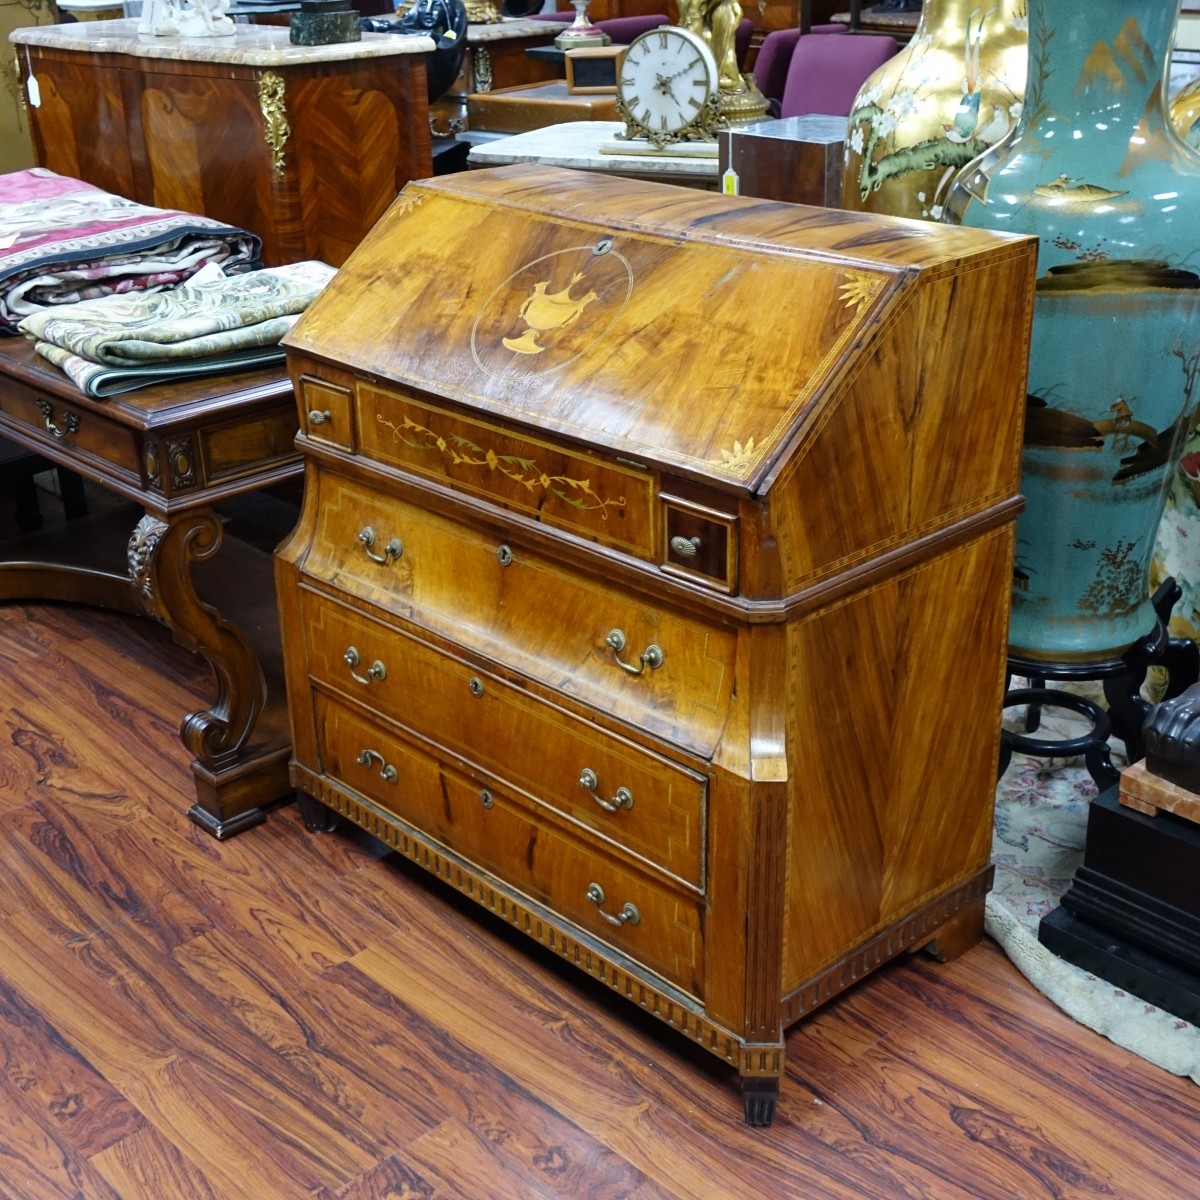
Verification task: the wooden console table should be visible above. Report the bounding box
[9,20,435,267]
[0,339,300,838]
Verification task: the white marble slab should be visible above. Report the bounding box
[9,18,433,65]
[466,16,565,43]
[468,121,720,179]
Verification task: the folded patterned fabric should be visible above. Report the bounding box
[0,167,263,334]
[18,259,336,397]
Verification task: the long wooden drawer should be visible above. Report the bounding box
[302,470,735,757]
[303,590,708,890]
[0,384,139,477]
[316,693,705,998]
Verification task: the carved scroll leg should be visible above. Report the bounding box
[740,1075,781,1127]
[129,511,270,835]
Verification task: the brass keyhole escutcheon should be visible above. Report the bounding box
[469,676,484,697]
[497,543,513,566]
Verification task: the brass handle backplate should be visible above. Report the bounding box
[579,767,633,814]
[343,646,386,685]
[307,409,332,425]
[358,526,403,565]
[356,748,397,783]
[586,882,640,927]
[605,628,663,676]
[670,535,701,558]
[36,399,80,439]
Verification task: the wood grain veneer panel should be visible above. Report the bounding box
[780,526,1013,991]
[139,75,270,242]
[768,249,1034,592]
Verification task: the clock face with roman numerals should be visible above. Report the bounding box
[616,25,720,149]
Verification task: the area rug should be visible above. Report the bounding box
[991,694,1200,1083]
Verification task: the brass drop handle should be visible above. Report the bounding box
[358,526,403,565]
[586,882,640,927]
[343,645,387,685]
[307,409,332,425]
[356,748,397,783]
[35,399,80,440]
[670,535,701,558]
[605,629,664,675]
[579,767,633,813]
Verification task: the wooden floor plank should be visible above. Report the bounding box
[89,1124,222,1200]
[2,596,1199,1200]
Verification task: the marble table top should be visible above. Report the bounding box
[468,121,720,180]
[466,16,567,43]
[10,18,433,65]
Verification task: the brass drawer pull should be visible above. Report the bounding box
[670,535,701,558]
[343,646,386,685]
[579,767,633,813]
[357,527,403,565]
[586,882,640,927]
[307,409,332,425]
[605,628,663,675]
[35,399,80,440]
[356,748,397,783]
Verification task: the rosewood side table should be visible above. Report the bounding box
[0,338,300,837]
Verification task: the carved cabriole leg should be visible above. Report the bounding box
[128,511,270,836]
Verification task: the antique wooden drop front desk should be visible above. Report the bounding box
[277,165,1037,1124]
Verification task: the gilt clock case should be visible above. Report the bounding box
[276,165,1037,1124]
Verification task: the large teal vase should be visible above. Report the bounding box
[943,0,1200,664]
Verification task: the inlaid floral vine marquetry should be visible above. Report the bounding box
[376,412,626,517]
[257,71,290,180]
[390,190,426,219]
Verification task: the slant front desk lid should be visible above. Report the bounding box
[285,165,1033,495]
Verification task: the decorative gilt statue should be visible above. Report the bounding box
[678,0,766,123]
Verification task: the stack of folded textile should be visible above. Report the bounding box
[0,167,263,335]
[18,260,337,397]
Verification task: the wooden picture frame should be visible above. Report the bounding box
[565,45,627,95]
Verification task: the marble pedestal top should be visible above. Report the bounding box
[467,121,720,183]
[9,18,433,65]
[466,16,568,43]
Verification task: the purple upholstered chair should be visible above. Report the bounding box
[778,32,898,119]
[752,23,847,112]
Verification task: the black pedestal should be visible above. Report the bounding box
[1000,577,1200,790]
[1038,785,1200,1025]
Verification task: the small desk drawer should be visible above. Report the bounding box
[304,592,708,890]
[316,693,704,998]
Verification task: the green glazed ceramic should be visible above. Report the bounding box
[944,0,1200,664]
